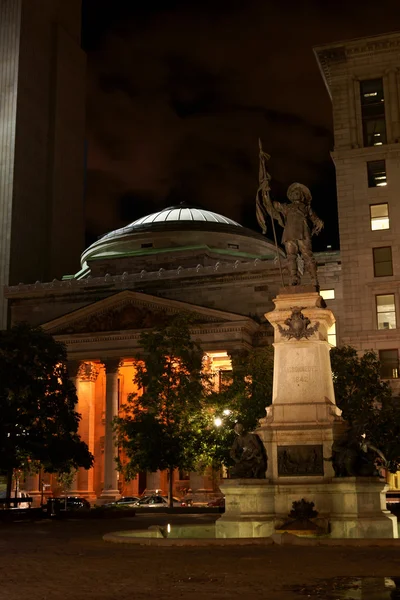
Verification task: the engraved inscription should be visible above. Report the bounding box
[284,366,318,373]
[277,445,324,476]
[282,365,319,384]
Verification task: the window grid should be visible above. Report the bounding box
[370,203,389,231]
[367,160,387,187]
[373,246,393,277]
[376,293,397,330]
[360,78,387,147]
[379,349,399,379]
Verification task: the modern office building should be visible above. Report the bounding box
[0,0,86,328]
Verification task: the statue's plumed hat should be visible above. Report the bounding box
[287,182,312,204]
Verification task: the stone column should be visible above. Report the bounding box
[68,360,81,496]
[73,362,99,500]
[101,358,121,499]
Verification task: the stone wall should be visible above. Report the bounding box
[0,0,85,328]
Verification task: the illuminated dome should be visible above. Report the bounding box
[99,205,242,243]
[78,203,279,278]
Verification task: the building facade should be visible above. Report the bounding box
[4,206,341,502]
[315,32,400,395]
[6,25,400,502]
[0,0,86,328]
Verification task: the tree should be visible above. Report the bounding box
[0,323,93,498]
[114,314,212,507]
[330,345,400,473]
[207,345,274,469]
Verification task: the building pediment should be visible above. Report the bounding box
[42,290,249,336]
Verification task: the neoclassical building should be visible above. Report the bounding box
[5,205,341,502]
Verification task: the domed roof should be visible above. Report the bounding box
[99,205,242,243]
[78,203,278,277]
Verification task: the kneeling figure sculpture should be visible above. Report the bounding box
[229,423,267,479]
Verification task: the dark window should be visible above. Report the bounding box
[379,349,399,379]
[141,242,153,248]
[227,243,239,249]
[367,160,387,187]
[373,247,393,277]
[360,79,387,147]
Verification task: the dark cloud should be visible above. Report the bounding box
[82,0,400,250]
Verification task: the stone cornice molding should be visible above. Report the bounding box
[56,320,259,348]
[4,258,279,298]
[40,290,250,336]
[332,143,400,161]
[314,32,400,93]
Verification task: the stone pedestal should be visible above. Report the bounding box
[216,480,275,538]
[219,288,397,539]
[258,289,341,483]
[329,478,397,538]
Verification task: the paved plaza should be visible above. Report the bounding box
[1,514,400,599]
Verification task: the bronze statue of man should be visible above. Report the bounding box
[256,142,324,287]
[273,183,323,287]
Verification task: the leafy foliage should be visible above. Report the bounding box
[330,345,400,472]
[207,346,274,468]
[114,315,213,496]
[0,323,93,487]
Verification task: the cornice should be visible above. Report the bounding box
[4,258,278,299]
[55,321,259,347]
[314,32,400,93]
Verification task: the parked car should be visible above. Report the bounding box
[50,496,91,511]
[7,491,32,509]
[135,494,181,508]
[103,496,140,508]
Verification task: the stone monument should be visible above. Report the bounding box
[216,149,397,538]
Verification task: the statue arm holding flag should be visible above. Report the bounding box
[255,141,285,236]
[256,140,285,286]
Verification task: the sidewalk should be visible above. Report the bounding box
[1,516,399,599]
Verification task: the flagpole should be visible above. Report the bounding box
[257,140,285,287]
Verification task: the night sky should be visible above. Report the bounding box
[81,0,400,251]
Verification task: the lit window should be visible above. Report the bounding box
[320,289,335,300]
[379,349,399,379]
[360,79,387,147]
[327,322,336,346]
[370,203,389,230]
[376,294,396,330]
[367,160,387,187]
[373,247,393,277]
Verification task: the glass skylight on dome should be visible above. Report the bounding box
[99,205,242,242]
